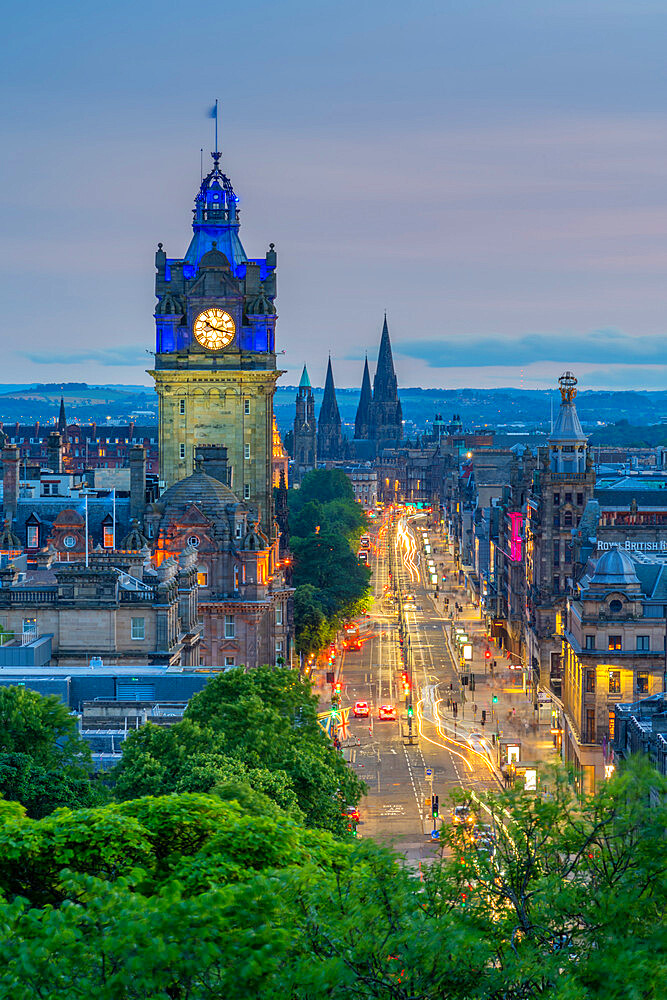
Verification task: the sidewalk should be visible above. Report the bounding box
[429,537,557,775]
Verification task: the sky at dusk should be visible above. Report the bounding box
[2,0,667,392]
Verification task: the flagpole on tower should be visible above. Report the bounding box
[214,98,218,156]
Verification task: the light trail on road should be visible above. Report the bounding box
[416,697,473,772]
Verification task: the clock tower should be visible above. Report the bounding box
[150,150,281,536]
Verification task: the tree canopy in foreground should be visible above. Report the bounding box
[0,757,664,999]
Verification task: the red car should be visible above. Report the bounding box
[353,701,369,718]
[378,704,397,721]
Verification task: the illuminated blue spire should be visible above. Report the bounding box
[184,151,248,273]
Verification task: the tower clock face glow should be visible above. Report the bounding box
[193,308,236,350]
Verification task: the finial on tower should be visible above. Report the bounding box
[558,371,578,403]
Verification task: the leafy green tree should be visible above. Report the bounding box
[291,529,370,612]
[0,686,102,818]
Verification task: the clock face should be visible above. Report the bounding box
[193,308,236,350]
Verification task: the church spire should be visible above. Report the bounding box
[317,357,343,460]
[371,315,402,443]
[58,396,67,440]
[354,355,372,439]
[299,364,311,390]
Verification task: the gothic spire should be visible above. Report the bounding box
[317,357,343,459]
[299,364,311,390]
[371,315,402,443]
[58,396,67,439]
[354,356,372,439]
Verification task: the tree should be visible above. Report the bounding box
[0,686,102,818]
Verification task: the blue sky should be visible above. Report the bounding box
[1,0,667,391]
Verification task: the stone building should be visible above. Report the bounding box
[293,365,317,481]
[524,373,596,691]
[145,451,292,670]
[370,316,403,445]
[272,415,289,489]
[560,547,666,792]
[149,148,280,537]
[354,357,372,441]
[0,547,201,668]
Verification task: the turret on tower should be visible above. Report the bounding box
[354,356,372,440]
[293,365,317,481]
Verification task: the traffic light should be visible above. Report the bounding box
[492,695,498,704]
[485,649,491,659]
[432,794,439,819]
[407,703,413,719]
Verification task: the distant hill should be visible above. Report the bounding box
[0,383,157,426]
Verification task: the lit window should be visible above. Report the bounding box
[637,672,649,694]
[224,615,235,639]
[224,656,235,667]
[244,484,250,500]
[180,443,186,460]
[608,670,621,694]
[103,526,114,548]
[585,670,595,692]
[608,636,622,651]
[233,566,239,590]
[26,525,39,549]
[197,568,208,587]
[131,617,145,640]
[244,443,250,460]
[608,711,615,739]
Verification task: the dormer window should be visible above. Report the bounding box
[609,600,623,615]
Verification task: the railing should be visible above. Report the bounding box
[6,590,56,604]
[0,630,40,647]
[119,589,155,602]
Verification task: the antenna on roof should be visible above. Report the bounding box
[200,148,203,183]
[550,395,553,435]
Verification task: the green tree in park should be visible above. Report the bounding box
[113,667,365,835]
[0,758,664,999]
[0,686,104,818]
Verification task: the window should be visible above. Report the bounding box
[608,670,621,694]
[224,615,235,639]
[577,492,584,506]
[179,443,186,460]
[564,492,572,504]
[63,534,77,549]
[244,398,250,415]
[585,634,595,650]
[637,671,649,694]
[563,511,573,527]
[553,493,560,507]
[233,566,239,591]
[276,604,283,625]
[188,535,200,548]
[235,522,242,538]
[585,709,595,743]
[276,640,284,662]
[22,618,37,635]
[197,568,208,587]
[244,443,251,460]
[608,711,615,739]
[608,636,622,651]
[244,484,250,500]
[103,525,114,548]
[637,635,649,651]
[553,542,560,566]
[179,399,185,415]
[131,617,145,640]
[609,599,623,615]
[553,515,560,528]
[553,574,560,592]
[585,670,595,692]
[224,656,235,667]
[26,524,39,549]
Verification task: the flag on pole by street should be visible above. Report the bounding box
[208,104,217,118]
[337,707,350,742]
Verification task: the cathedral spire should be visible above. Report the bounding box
[299,365,311,390]
[354,355,372,440]
[58,396,67,440]
[371,316,402,443]
[317,357,343,460]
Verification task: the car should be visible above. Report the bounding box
[347,639,362,651]
[452,804,475,827]
[378,704,397,720]
[353,701,370,718]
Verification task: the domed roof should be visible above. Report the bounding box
[160,471,240,513]
[199,244,230,270]
[591,547,639,587]
[53,508,84,526]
